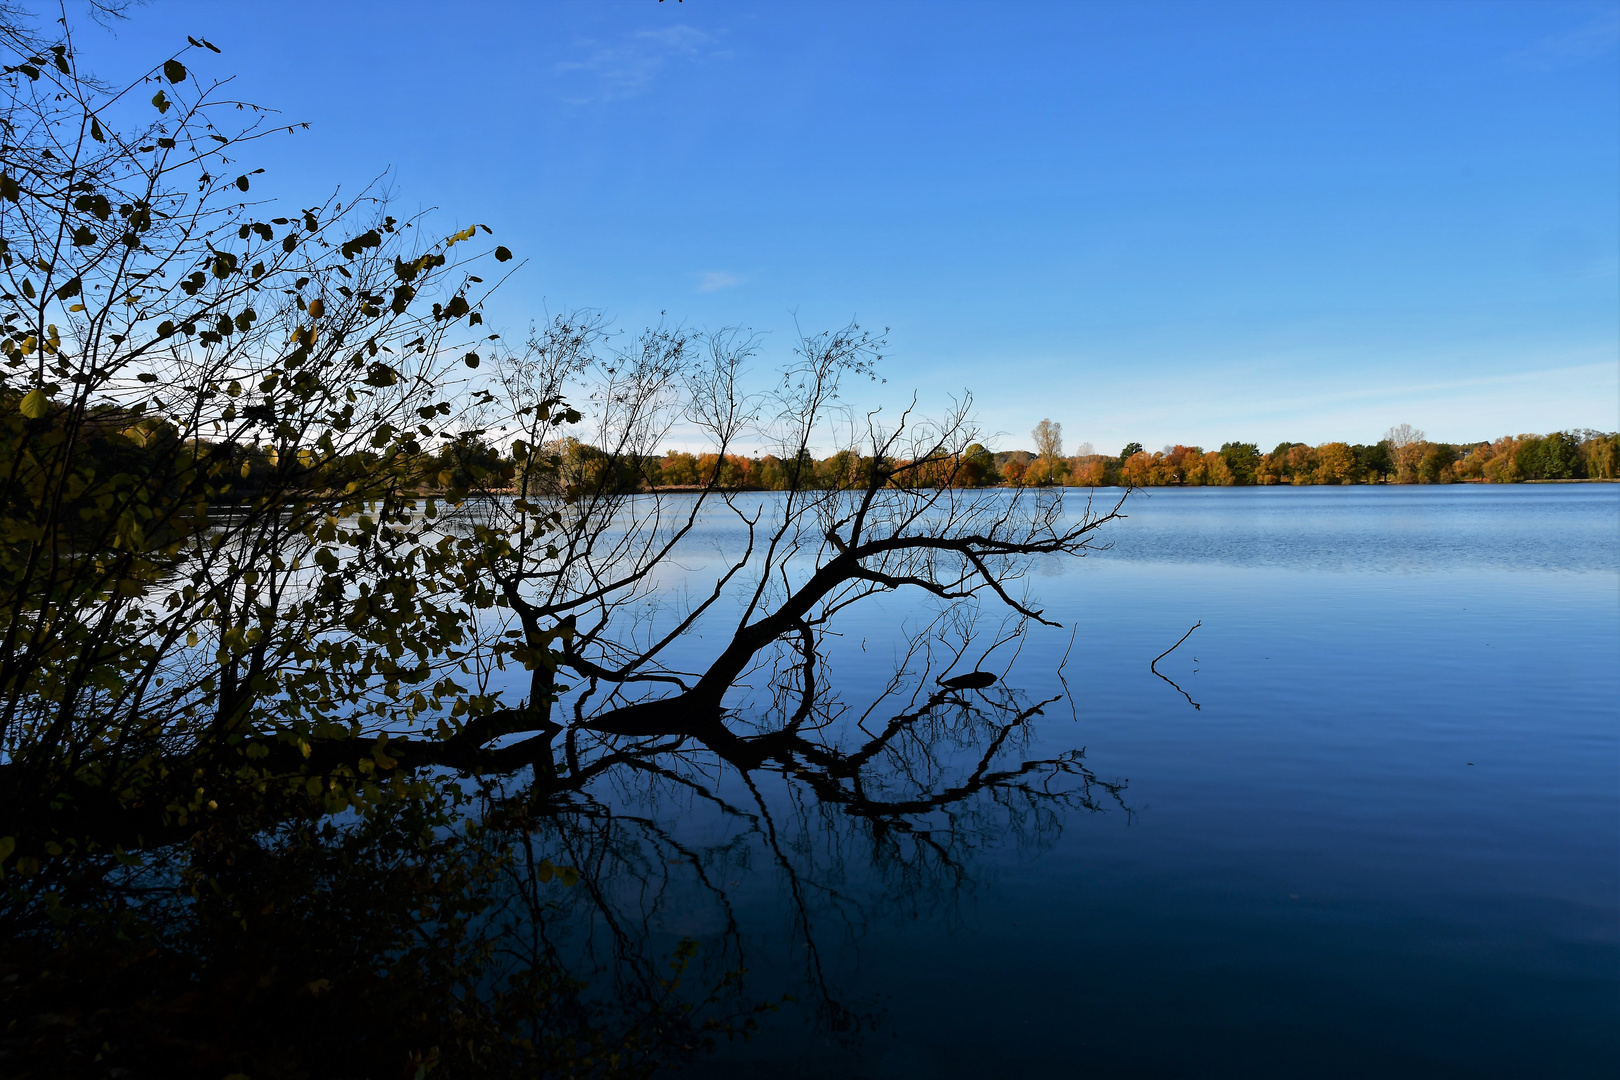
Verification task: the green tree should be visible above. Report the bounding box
[1219,441,1260,485]
[961,441,998,486]
[1418,443,1457,483]
[1515,431,1581,480]
[1354,441,1392,482]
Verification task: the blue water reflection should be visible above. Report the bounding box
[684,485,1617,1078]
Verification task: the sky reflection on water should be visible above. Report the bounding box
[534,485,1618,1078]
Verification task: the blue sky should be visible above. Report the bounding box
[68,0,1619,452]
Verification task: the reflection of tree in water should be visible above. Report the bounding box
[480,621,1129,1047]
[0,16,1140,1075]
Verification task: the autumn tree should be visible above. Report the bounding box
[1314,441,1356,484]
[1120,449,1156,487]
[1384,423,1426,483]
[1581,431,1618,479]
[0,21,545,842]
[1030,417,1063,485]
[0,18,1144,1073]
[0,19,744,1075]
[0,15,1132,803]
[1162,444,1201,484]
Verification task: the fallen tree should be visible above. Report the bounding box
[0,16,1125,1077]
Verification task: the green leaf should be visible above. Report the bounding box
[19,389,48,419]
[494,246,513,262]
[235,175,249,192]
[163,58,186,83]
[0,174,19,202]
[56,276,82,300]
[151,90,170,114]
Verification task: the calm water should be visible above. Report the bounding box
[538,485,1620,1078]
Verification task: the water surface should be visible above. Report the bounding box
[550,485,1620,1078]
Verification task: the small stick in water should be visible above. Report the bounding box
[1151,621,1203,711]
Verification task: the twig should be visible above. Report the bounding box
[1150,621,1201,672]
[1150,621,1202,711]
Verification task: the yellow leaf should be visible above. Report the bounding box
[18,389,47,418]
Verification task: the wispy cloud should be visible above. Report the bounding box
[1510,8,1620,70]
[695,270,744,293]
[556,26,724,104]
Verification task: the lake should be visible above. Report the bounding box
[525,484,1619,1078]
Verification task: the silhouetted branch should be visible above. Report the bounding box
[1151,621,1202,711]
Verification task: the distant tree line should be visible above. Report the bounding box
[441,424,1620,491]
[1034,425,1619,487]
[624,424,1620,490]
[26,399,1614,501]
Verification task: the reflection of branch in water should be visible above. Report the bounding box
[1059,624,1080,724]
[1150,620,1202,711]
[468,617,1135,1062]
